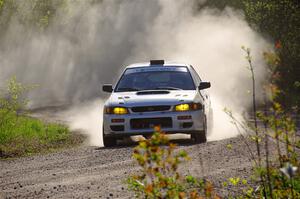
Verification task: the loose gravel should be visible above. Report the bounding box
[1,136,256,198]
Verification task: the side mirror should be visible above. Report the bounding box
[198,82,211,90]
[102,84,113,93]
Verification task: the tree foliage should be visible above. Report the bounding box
[200,0,300,111]
[243,0,300,110]
[0,0,71,36]
[0,0,299,109]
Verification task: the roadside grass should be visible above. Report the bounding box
[0,110,83,158]
[0,77,84,159]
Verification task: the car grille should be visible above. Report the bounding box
[131,105,171,113]
[130,117,172,130]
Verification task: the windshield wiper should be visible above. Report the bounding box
[117,87,140,92]
[154,87,182,90]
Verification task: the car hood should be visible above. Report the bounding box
[106,90,198,107]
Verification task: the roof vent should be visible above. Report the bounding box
[150,60,164,65]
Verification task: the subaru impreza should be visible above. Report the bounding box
[102,60,211,147]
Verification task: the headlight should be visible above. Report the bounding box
[174,103,202,112]
[105,106,129,114]
[175,104,190,111]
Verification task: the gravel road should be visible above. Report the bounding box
[0,106,258,198]
[1,136,256,199]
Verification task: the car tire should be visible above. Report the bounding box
[192,131,207,143]
[192,118,207,144]
[103,135,117,147]
[102,126,117,147]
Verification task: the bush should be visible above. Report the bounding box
[128,131,221,199]
[225,47,300,198]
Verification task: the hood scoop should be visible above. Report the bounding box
[136,90,170,95]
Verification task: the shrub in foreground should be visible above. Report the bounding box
[127,130,221,199]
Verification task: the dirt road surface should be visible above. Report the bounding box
[0,106,258,198]
[1,137,256,198]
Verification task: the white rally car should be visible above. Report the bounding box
[102,60,212,147]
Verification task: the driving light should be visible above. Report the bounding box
[175,104,190,111]
[105,107,128,114]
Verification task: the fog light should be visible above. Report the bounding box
[110,125,124,131]
[177,115,192,120]
[182,122,193,128]
[111,118,125,123]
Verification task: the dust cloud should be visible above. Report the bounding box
[61,100,105,146]
[0,0,270,146]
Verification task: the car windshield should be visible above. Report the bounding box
[115,67,196,92]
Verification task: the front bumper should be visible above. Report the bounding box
[103,110,205,137]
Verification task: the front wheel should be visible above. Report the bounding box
[103,136,117,147]
[191,131,207,143]
[102,126,117,147]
